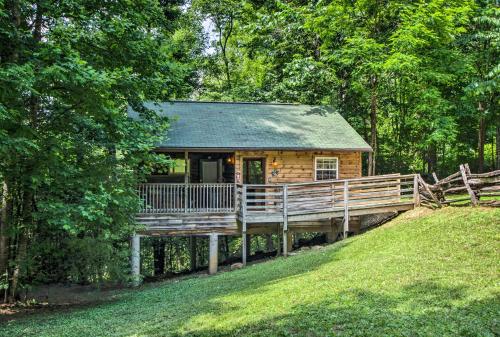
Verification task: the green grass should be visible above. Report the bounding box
[2,207,500,337]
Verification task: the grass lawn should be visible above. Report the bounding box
[1,207,499,337]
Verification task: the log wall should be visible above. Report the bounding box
[234,150,362,184]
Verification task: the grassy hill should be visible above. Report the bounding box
[2,207,499,337]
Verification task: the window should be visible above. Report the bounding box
[315,157,338,181]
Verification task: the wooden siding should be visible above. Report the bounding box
[234,150,362,184]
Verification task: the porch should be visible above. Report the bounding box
[134,173,417,276]
[137,173,416,224]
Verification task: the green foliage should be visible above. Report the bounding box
[0,0,193,295]
[2,207,499,336]
[194,0,499,176]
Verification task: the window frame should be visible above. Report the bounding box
[314,156,339,181]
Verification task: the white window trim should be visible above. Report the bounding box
[314,156,339,181]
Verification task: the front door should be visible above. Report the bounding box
[201,161,218,183]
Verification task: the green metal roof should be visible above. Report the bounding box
[128,101,372,151]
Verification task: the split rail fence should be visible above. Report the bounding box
[417,164,500,208]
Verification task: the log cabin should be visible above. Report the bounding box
[128,101,417,278]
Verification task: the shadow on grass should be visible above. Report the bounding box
[0,241,353,337]
[178,281,499,337]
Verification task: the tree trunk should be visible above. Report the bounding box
[8,190,31,303]
[368,75,378,176]
[427,144,437,174]
[0,183,9,278]
[152,238,165,276]
[478,112,486,173]
[496,124,500,170]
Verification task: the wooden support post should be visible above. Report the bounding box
[233,183,238,212]
[413,174,421,207]
[184,151,189,212]
[282,185,288,257]
[460,164,478,206]
[131,234,141,286]
[190,236,197,271]
[184,151,189,184]
[241,185,247,265]
[276,224,281,256]
[208,233,218,275]
[343,181,349,238]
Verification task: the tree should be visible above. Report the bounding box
[193,0,243,92]
[0,0,184,301]
[462,2,499,172]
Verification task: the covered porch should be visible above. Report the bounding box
[139,150,270,214]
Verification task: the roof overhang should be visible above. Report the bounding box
[154,147,373,153]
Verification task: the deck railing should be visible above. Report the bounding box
[237,174,417,217]
[138,183,236,213]
[138,174,417,215]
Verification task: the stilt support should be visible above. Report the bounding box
[242,231,247,265]
[208,233,218,275]
[283,229,288,257]
[131,234,141,286]
[241,185,248,265]
[282,185,289,256]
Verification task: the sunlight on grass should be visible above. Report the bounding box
[2,207,499,337]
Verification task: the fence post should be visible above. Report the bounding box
[413,174,421,207]
[420,175,442,208]
[241,185,247,265]
[460,164,478,206]
[282,185,288,257]
[343,181,349,238]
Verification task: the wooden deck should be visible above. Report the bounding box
[136,174,417,237]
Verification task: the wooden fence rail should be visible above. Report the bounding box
[417,164,500,208]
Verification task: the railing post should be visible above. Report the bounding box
[343,180,349,239]
[413,174,421,207]
[282,185,289,257]
[184,184,188,213]
[233,183,238,212]
[241,185,247,266]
